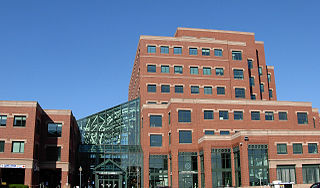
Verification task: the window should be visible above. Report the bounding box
[308,143,318,154]
[161,102,168,104]
[251,94,256,100]
[234,69,244,79]
[161,85,170,93]
[258,67,263,75]
[0,141,4,152]
[293,143,303,154]
[175,85,183,93]
[179,130,192,143]
[214,49,222,56]
[149,155,168,187]
[179,152,198,187]
[189,48,197,55]
[174,47,182,54]
[202,48,210,56]
[150,135,162,147]
[0,115,7,126]
[248,59,253,69]
[277,165,296,183]
[13,116,26,127]
[251,111,260,120]
[212,148,232,187]
[234,111,243,120]
[279,112,288,121]
[232,51,242,60]
[297,112,308,124]
[147,101,157,104]
[219,111,229,120]
[147,45,156,53]
[216,68,224,76]
[204,110,214,120]
[248,145,269,186]
[302,165,320,184]
[190,67,199,75]
[150,115,162,127]
[147,65,156,72]
[217,87,225,95]
[161,65,169,73]
[235,88,245,98]
[191,86,199,94]
[160,46,169,54]
[46,146,61,161]
[269,89,273,99]
[268,74,271,83]
[203,67,211,75]
[260,83,264,92]
[48,123,62,137]
[265,111,274,121]
[178,110,191,122]
[174,66,183,74]
[204,86,212,95]
[277,144,287,154]
[12,141,24,153]
[220,131,230,135]
[147,84,156,92]
[250,77,255,86]
[205,130,214,135]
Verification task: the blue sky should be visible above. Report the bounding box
[0,0,319,118]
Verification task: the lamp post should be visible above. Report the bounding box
[79,166,82,188]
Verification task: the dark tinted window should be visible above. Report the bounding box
[179,130,192,143]
[178,110,191,122]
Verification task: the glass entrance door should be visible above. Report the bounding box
[98,174,121,188]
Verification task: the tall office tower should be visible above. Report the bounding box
[129,28,320,188]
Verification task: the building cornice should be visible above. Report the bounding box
[176,27,255,36]
[198,130,320,143]
[170,98,312,107]
[140,35,246,46]
[0,101,37,107]
[44,109,72,115]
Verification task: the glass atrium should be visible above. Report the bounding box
[77,99,143,188]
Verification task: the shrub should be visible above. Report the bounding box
[8,184,28,188]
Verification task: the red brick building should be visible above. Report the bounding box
[129,28,320,187]
[0,101,80,188]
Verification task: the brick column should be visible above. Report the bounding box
[171,150,179,188]
[61,171,69,188]
[24,168,33,187]
[295,167,303,184]
[143,152,149,188]
[231,149,235,187]
[269,168,277,182]
[240,143,250,186]
[204,145,212,188]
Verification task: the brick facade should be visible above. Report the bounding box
[129,28,320,187]
[0,101,80,187]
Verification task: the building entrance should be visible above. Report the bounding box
[97,174,122,188]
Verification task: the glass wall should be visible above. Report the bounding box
[149,155,168,187]
[211,148,232,187]
[178,152,198,188]
[233,146,241,187]
[248,144,269,186]
[77,98,143,188]
[200,151,205,188]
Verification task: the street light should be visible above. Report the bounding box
[79,166,82,188]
